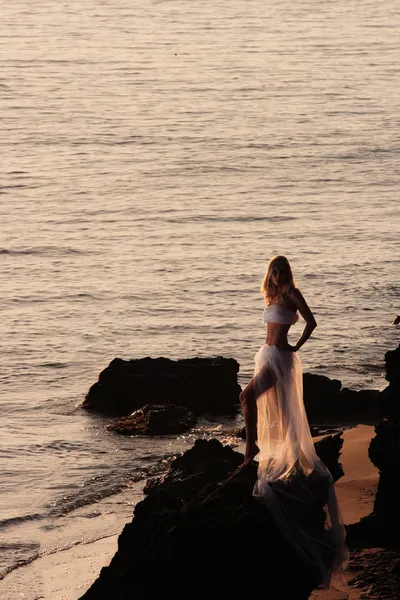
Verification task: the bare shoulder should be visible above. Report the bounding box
[289,287,303,300]
[288,287,305,305]
[289,288,316,325]
[281,287,301,311]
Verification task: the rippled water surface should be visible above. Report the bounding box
[1,0,399,586]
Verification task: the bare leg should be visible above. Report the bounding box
[240,380,259,465]
[240,368,275,466]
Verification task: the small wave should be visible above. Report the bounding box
[0,513,43,531]
[45,440,88,452]
[0,541,41,579]
[0,246,87,256]
[387,284,400,293]
[0,184,26,190]
[20,439,89,455]
[9,292,100,304]
[45,457,173,519]
[166,215,296,224]
[357,362,385,373]
[1,531,119,580]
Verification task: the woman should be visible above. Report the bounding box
[240,255,348,595]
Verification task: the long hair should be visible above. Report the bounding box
[261,255,296,305]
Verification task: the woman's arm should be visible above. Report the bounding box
[289,288,317,351]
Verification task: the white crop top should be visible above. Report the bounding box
[263,304,299,325]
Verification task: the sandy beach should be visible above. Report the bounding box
[334,425,378,525]
[0,425,379,600]
[0,534,119,600]
[311,425,379,600]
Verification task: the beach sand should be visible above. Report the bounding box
[311,424,379,600]
[0,534,119,600]
[0,485,144,600]
[334,424,378,525]
[0,426,379,600]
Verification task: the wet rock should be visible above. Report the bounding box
[83,356,241,416]
[347,549,400,600]
[107,404,197,436]
[391,316,400,325]
[79,437,344,600]
[223,425,246,440]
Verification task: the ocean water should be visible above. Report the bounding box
[1,0,399,591]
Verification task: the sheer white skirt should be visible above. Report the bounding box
[252,344,349,596]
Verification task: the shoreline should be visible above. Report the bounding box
[0,425,379,600]
[0,533,120,600]
[0,484,145,600]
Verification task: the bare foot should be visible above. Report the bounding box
[242,442,260,466]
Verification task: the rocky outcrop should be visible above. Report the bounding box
[303,373,378,423]
[378,344,400,419]
[107,404,197,436]
[384,344,400,386]
[369,419,400,529]
[314,431,344,482]
[79,436,344,600]
[347,548,400,599]
[83,357,241,416]
[83,355,379,423]
[235,425,344,480]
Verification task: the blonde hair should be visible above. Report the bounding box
[261,255,296,305]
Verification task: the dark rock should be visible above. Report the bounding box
[314,432,344,482]
[79,437,344,600]
[303,373,342,421]
[107,404,197,436]
[347,549,400,599]
[379,385,400,419]
[83,356,241,416]
[391,316,400,325]
[369,419,400,527]
[303,373,378,422]
[84,356,379,424]
[392,561,400,578]
[223,425,246,439]
[223,429,345,482]
[304,372,342,399]
[377,344,400,419]
[309,425,349,437]
[338,388,379,421]
[383,344,400,386]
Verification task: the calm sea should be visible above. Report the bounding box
[1,0,399,592]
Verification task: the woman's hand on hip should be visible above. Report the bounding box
[275,342,297,352]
